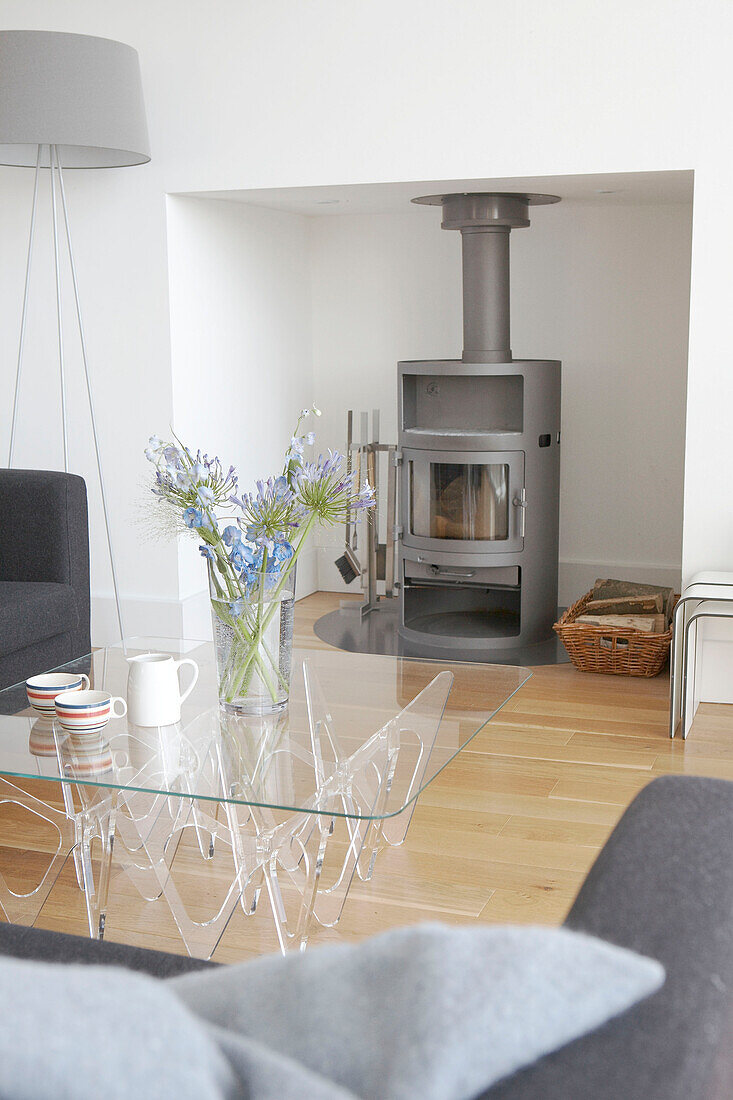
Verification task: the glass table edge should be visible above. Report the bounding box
[0,639,532,822]
[0,670,533,822]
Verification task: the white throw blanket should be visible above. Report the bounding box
[0,923,664,1099]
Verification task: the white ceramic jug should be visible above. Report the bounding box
[126,653,199,727]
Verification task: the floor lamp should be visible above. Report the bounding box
[0,30,151,640]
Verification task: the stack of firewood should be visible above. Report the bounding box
[575,579,675,634]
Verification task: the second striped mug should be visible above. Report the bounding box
[55,690,127,735]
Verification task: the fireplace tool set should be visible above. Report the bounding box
[335,409,400,618]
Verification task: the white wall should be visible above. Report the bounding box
[166,195,317,638]
[309,199,692,602]
[515,199,692,602]
[0,0,730,665]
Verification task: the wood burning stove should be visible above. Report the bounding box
[397,193,562,657]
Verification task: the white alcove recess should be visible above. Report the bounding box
[166,170,693,639]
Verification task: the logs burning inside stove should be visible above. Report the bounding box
[398,192,561,657]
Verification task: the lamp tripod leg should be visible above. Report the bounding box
[7,143,42,467]
[55,151,125,643]
[50,145,68,472]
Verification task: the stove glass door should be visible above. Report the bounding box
[404,449,525,554]
[411,461,509,540]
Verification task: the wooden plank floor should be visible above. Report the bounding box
[2,590,732,961]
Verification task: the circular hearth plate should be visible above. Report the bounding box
[313,601,570,667]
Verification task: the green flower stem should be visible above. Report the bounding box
[257,547,268,661]
[211,558,290,706]
[211,587,263,691]
[231,605,290,697]
[213,599,282,703]
[253,514,316,630]
[250,648,280,700]
[149,422,375,711]
[223,514,315,700]
[260,636,289,690]
[218,613,248,689]
[226,549,274,702]
[225,627,278,703]
[200,523,240,600]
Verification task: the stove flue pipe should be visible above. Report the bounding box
[412,192,560,365]
[460,226,512,363]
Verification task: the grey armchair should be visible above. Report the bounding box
[0,777,730,1097]
[0,469,91,693]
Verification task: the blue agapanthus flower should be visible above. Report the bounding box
[237,476,302,548]
[183,506,204,528]
[144,413,375,663]
[272,540,294,564]
[293,450,376,523]
[222,525,242,547]
[249,532,276,555]
[229,542,255,573]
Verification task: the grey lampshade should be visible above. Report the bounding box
[0,30,150,168]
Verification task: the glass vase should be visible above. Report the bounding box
[208,561,295,715]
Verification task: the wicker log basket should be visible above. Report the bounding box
[554,589,676,677]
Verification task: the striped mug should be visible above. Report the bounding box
[26,672,90,715]
[55,690,127,735]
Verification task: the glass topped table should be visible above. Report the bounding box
[0,639,530,956]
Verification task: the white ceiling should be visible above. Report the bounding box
[183,170,694,217]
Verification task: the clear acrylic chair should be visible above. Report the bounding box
[670,571,733,737]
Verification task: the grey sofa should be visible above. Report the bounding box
[0,470,91,695]
[0,775,731,1098]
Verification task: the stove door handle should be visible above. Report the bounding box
[429,565,476,578]
[513,490,527,538]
